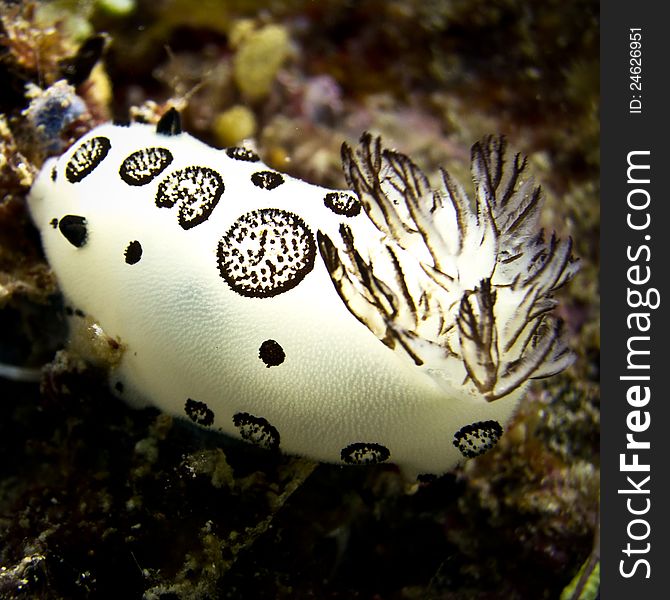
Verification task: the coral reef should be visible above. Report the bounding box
[0,0,599,597]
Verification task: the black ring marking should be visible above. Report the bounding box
[184,398,215,427]
[156,166,224,230]
[66,136,111,183]
[340,442,391,465]
[323,191,361,217]
[226,147,260,162]
[232,412,280,450]
[251,170,284,190]
[217,208,316,298]
[453,420,503,458]
[119,147,173,186]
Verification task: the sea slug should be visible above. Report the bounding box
[28,109,578,477]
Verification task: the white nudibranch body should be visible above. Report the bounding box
[28,109,578,477]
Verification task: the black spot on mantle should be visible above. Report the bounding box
[258,339,285,367]
[124,240,143,265]
[58,215,88,248]
[184,398,215,427]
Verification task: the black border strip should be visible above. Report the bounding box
[601,2,670,596]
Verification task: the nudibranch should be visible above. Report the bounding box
[28,109,578,477]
